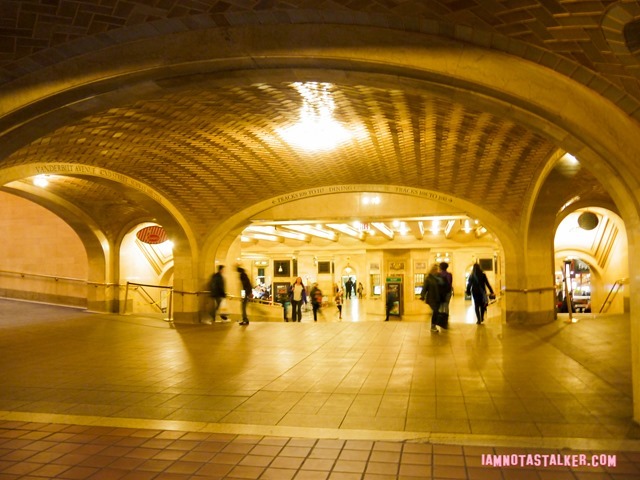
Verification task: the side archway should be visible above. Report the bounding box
[0,164,198,316]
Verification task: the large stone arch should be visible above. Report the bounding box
[2,25,640,293]
[0,163,198,316]
[201,184,518,314]
[1,24,639,285]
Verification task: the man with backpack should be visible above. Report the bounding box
[438,262,453,318]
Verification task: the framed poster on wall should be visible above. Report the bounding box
[479,258,493,271]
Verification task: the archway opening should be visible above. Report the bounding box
[222,190,505,323]
[554,208,629,314]
[120,223,174,317]
[0,191,88,308]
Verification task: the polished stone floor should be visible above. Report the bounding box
[0,298,639,479]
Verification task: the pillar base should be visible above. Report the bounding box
[86,298,118,313]
[505,309,556,324]
[172,311,201,324]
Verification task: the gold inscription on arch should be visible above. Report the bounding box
[271,184,455,206]
[32,164,163,203]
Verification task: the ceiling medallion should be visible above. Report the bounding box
[136,225,168,244]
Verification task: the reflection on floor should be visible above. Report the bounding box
[0,298,638,479]
[296,293,490,324]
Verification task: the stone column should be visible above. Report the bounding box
[171,244,201,324]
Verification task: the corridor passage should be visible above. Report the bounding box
[0,299,638,479]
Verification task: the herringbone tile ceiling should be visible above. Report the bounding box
[6,83,562,237]
[0,1,623,240]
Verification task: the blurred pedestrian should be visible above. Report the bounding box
[335,288,344,319]
[438,262,453,322]
[466,263,495,324]
[310,283,323,322]
[422,264,446,331]
[237,265,253,325]
[208,265,229,323]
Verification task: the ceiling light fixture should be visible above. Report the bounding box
[253,233,280,242]
[278,82,360,151]
[33,174,49,187]
[286,224,337,241]
[563,153,579,164]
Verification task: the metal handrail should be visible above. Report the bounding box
[134,285,164,313]
[502,287,556,293]
[124,281,173,320]
[0,269,118,287]
[599,278,627,314]
[174,290,279,306]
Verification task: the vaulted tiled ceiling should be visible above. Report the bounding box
[0,1,625,243]
[5,83,561,237]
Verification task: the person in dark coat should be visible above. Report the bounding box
[385,288,396,321]
[438,262,453,315]
[310,283,323,321]
[344,278,353,299]
[208,265,228,323]
[237,266,253,325]
[466,263,495,324]
[422,264,445,331]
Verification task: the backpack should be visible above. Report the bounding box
[439,276,451,302]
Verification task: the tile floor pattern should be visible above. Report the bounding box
[1,420,640,480]
[0,298,639,479]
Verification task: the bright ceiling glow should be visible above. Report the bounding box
[157,240,174,256]
[286,224,336,241]
[242,215,487,243]
[33,175,49,187]
[278,82,364,151]
[563,153,579,164]
[253,233,279,242]
[560,195,581,212]
[362,195,380,205]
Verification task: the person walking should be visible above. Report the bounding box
[310,283,323,322]
[438,262,453,323]
[344,278,353,299]
[289,276,307,322]
[421,264,445,331]
[384,287,396,321]
[466,263,495,324]
[335,288,344,319]
[237,265,253,325]
[208,265,229,323]
[357,282,364,299]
